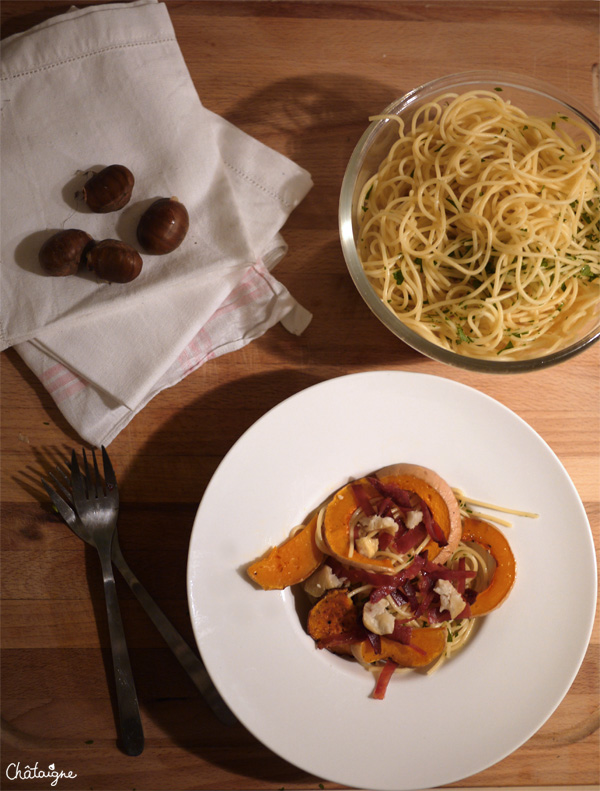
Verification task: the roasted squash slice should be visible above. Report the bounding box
[307,589,359,654]
[374,463,462,564]
[462,517,516,616]
[359,628,446,668]
[247,514,324,590]
[322,478,396,573]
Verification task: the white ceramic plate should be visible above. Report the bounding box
[187,372,596,790]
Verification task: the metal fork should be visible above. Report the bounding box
[69,447,144,756]
[42,450,236,727]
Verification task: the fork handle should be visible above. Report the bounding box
[98,549,145,756]
[111,541,236,726]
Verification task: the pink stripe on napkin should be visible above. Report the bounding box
[41,363,88,402]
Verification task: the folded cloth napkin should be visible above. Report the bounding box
[1,0,313,446]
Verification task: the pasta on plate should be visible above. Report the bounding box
[357,90,600,359]
[247,463,537,700]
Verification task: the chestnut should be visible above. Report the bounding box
[137,197,189,254]
[86,239,143,283]
[39,229,95,276]
[81,164,134,213]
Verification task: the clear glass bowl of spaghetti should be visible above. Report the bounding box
[339,71,600,372]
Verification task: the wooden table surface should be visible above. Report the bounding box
[1,2,599,790]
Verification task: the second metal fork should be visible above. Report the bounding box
[70,448,144,756]
[43,451,236,727]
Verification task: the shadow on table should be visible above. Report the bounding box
[120,368,328,784]
[224,70,425,371]
[9,367,326,783]
[223,71,400,173]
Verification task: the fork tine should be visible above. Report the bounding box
[54,463,73,492]
[54,463,69,483]
[91,448,102,495]
[41,477,77,526]
[70,449,86,503]
[81,447,100,498]
[82,449,91,498]
[101,446,118,490]
[48,469,72,504]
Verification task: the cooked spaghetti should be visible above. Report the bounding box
[357,89,600,359]
[247,463,533,700]
[310,497,491,673]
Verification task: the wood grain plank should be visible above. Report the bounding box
[1,1,598,789]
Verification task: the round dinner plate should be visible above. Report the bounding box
[187,371,596,790]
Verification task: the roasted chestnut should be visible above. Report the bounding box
[81,164,134,213]
[137,197,189,254]
[39,229,95,276]
[86,239,143,283]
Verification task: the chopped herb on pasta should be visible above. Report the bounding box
[358,90,600,360]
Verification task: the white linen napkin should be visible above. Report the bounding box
[1,0,313,446]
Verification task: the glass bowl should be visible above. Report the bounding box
[339,71,600,373]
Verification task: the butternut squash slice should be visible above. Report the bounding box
[374,463,462,564]
[462,517,516,616]
[322,478,396,573]
[307,589,359,654]
[359,628,446,668]
[246,514,324,590]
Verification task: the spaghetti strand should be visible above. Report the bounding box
[358,90,600,359]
